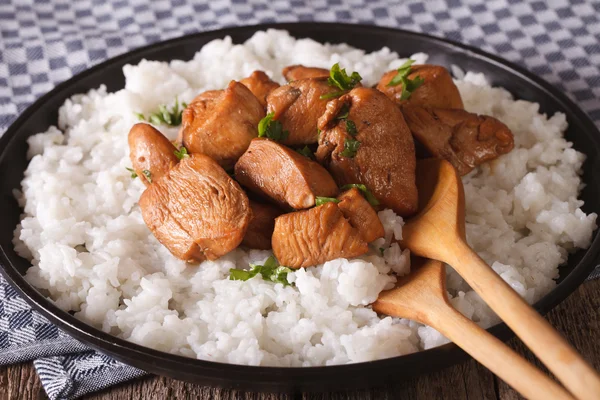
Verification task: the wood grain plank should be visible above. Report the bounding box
[0,361,45,400]
[496,278,600,400]
[0,279,598,400]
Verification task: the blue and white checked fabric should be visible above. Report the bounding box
[1,0,599,399]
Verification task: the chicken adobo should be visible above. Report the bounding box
[377,63,464,110]
[241,200,283,250]
[272,202,369,269]
[234,138,338,209]
[139,152,252,262]
[316,87,419,216]
[402,106,514,175]
[240,70,280,108]
[128,123,179,186]
[337,187,385,243]
[180,80,265,169]
[129,59,513,272]
[266,77,332,145]
[282,65,329,81]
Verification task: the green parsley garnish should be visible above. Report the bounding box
[142,169,152,183]
[386,59,425,100]
[136,97,187,126]
[296,145,315,160]
[379,247,385,255]
[320,91,346,100]
[334,103,357,135]
[327,63,362,91]
[340,138,361,158]
[336,104,350,120]
[174,146,189,160]
[125,167,138,179]
[346,120,357,135]
[315,197,341,206]
[258,112,289,142]
[229,256,293,286]
[320,63,362,100]
[341,183,380,206]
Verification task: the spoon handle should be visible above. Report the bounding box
[427,299,574,400]
[450,238,600,400]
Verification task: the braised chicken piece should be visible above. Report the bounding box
[240,71,280,108]
[337,188,384,243]
[376,64,463,109]
[139,154,252,262]
[128,123,179,186]
[235,138,338,210]
[266,77,333,145]
[180,81,265,169]
[282,65,329,81]
[316,87,419,216]
[402,106,514,176]
[272,202,369,269]
[241,200,283,250]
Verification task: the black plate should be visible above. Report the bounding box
[1,23,599,393]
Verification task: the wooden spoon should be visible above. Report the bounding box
[398,158,600,400]
[373,258,573,400]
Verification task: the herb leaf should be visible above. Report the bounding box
[340,138,361,158]
[125,167,138,179]
[296,145,315,159]
[258,112,289,142]
[229,256,293,286]
[341,183,380,206]
[319,91,346,100]
[345,120,357,135]
[315,196,341,206]
[333,103,358,136]
[142,169,152,183]
[174,146,189,160]
[136,97,187,127]
[320,63,362,100]
[336,104,350,120]
[327,63,362,91]
[386,59,424,101]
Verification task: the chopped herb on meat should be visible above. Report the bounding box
[258,112,290,142]
[315,196,341,206]
[296,145,315,159]
[345,120,357,135]
[336,104,350,120]
[334,103,358,135]
[320,63,362,99]
[340,138,361,158]
[142,169,152,183]
[174,146,190,160]
[386,59,424,100]
[341,183,380,206]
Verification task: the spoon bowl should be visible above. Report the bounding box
[373,257,572,400]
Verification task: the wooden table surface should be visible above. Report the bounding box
[1,278,598,400]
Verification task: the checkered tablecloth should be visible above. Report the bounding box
[1,1,599,399]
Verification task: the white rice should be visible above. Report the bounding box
[13,29,597,365]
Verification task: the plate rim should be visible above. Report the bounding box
[1,21,599,388]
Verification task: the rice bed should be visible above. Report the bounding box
[13,30,597,366]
